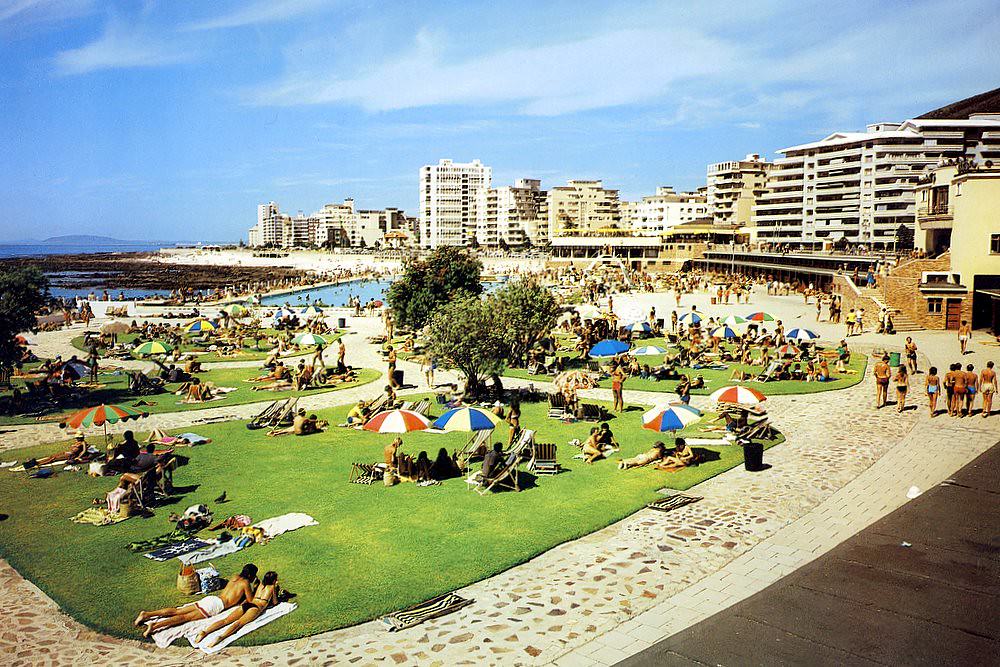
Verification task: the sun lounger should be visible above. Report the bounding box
[411,399,431,416]
[646,493,702,513]
[548,392,568,419]
[349,462,384,485]
[577,402,608,422]
[267,397,299,434]
[529,442,560,474]
[467,449,523,495]
[246,399,284,430]
[752,361,781,383]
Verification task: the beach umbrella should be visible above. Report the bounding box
[678,311,702,324]
[372,300,384,308]
[183,318,217,334]
[642,403,703,432]
[589,339,630,358]
[786,328,819,341]
[133,341,173,356]
[709,385,767,406]
[60,403,148,441]
[300,305,324,319]
[624,321,652,333]
[777,343,800,357]
[554,370,599,392]
[292,332,329,347]
[61,360,90,381]
[271,308,295,321]
[431,406,501,432]
[363,409,431,433]
[745,312,776,322]
[632,345,668,356]
[710,325,739,339]
[221,303,249,317]
[100,320,129,335]
[722,315,747,327]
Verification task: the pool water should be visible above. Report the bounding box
[260,279,503,307]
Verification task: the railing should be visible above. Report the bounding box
[916,205,953,217]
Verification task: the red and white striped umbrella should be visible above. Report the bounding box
[709,385,767,405]
[362,409,430,433]
[776,343,800,357]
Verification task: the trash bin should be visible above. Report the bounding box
[888,351,901,367]
[393,369,404,386]
[337,317,347,329]
[710,297,717,305]
[743,441,765,472]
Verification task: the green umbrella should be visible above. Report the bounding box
[292,332,329,347]
[133,341,173,356]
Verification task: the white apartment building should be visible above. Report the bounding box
[314,199,357,248]
[475,178,547,246]
[623,187,708,235]
[248,199,415,249]
[546,180,621,239]
[419,159,492,248]
[248,202,284,247]
[707,154,771,230]
[752,115,1000,247]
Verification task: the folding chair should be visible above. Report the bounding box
[529,442,560,474]
[456,429,493,471]
[548,393,568,419]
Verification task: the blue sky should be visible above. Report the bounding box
[1,0,998,242]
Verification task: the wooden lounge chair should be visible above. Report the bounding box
[455,429,493,471]
[529,442,560,474]
[752,361,781,383]
[548,393,568,419]
[577,402,608,422]
[468,450,523,495]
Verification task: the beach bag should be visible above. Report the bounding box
[177,565,199,595]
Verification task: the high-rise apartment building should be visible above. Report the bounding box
[419,158,492,248]
[706,154,771,230]
[249,199,414,249]
[475,179,547,246]
[752,115,1000,247]
[248,202,285,247]
[623,187,708,235]
[546,180,621,239]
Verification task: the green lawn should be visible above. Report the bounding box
[70,329,333,364]
[503,337,869,396]
[0,367,380,426]
[0,396,782,644]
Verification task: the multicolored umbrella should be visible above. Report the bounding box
[100,319,129,335]
[221,303,250,317]
[61,403,148,429]
[632,345,668,356]
[678,311,702,324]
[777,343,800,357]
[183,319,217,334]
[786,328,819,341]
[61,360,90,381]
[642,403,703,432]
[624,321,652,333]
[745,312,776,322]
[133,341,173,356]
[431,406,501,432]
[300,305,324,319]
[554,370,599,392]
[722,315,747,327]
[292,332,329,347]
[363,409,431,433]
[709,385,767,405]
[272,308,294,320]
[710,325,739,339]
[590,339,630,357]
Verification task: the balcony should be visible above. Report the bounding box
[916,205,954,227]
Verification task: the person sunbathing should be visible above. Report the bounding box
[656,438,697,469]
[135,564,259,638]
[196,571,280,648]
[618,441,667,469]
[345,400,368,425]
[37,431,90,466]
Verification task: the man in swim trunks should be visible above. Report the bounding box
[981,361,997,418]
[958,320,972,355]
[873,355,891,409]
[135,564,258,638]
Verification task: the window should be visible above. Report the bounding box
[992,234,1000,255]
[927,298,942,314]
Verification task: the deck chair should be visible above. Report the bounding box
[364,395,388,421]
[246,399,284,430]
[510,428,536,457]
[548,393,568,419]
[349,462,383,485]
[473,450,522,495]
[753,361,780,382]
[267,396,299,434]
[529,442,560,474]
[586,360,602,373]
[411,399,431,416]
[456,429,493,471]
[578,402,607,422]
[398,400,415,411]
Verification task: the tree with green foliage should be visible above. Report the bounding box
[387,246,483,329]
[426,294,506,397]
[0,266,48,385]
[494,277,561,368]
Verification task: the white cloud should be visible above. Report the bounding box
[184,0,327,31]
[0,0,90,24]
[53,19,196,75]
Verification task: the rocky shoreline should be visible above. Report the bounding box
[1,252,307,291]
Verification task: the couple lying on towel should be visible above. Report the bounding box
[618,438,697,470]
[135,564,280,647]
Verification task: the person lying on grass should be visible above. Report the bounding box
[194,571,280,648]
[135,564,259,638]
[618,441,667,469]
[654,438,697,470]
[269,409,327,436]
[36,430,90,466]
[248,362,290,383]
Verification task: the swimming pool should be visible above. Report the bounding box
[260,279,503,307]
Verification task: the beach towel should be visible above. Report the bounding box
[379,593,473,632]
[191,602,297,654]
[646,494,702,513]
[176,432,211,445]
[127,529,198,553]
[71,507,128,526]
[178,539,244,566]
[253,512,317,539]
[143,537,212,561]
[146,601,298,650]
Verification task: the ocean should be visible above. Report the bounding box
[0,242,166,258]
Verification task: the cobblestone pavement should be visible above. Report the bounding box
[2,295,997,666]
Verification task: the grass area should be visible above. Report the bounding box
[0,396,782,644]
[503,336,869,396]
[0,367,381,426]
[69,330,335,364]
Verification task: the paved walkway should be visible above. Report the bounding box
[1,290,997,666]
[618,441,1000,666]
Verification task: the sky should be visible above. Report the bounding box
[1,0,998,243]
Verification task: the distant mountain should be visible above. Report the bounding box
[40,235,172,245]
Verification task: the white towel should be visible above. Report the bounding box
[253,512,317,539]
[178,539,243,565]
[187,602,297,654]
[148,602,207,648]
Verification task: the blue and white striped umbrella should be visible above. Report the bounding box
[632,345,668,356]
[642,403,703,432]
[624,321,652,333]
[678,311,702,324]
[710,325,739,339]
[300,305,324,319]
[431,407,501,432]
[786,328,819,341]
[722,315,747,327]
[272,308,294,320]
[589,339,630,357]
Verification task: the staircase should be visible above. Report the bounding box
[861,286,921,332]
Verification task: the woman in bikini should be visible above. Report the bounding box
[893,365,909,413]
[136,564,258,638]
[610,363,626,413]
[196,571,280,647]
[925,367,941,417]
[873,355,891,409]
[952,364,967,417]
[981,361,996,418]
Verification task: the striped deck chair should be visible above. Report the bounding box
[398,400,415,411]
[267,397,299,435]
[547,392,568,419]
[474,450,522,495]
[411,399,431,416]
[578,402,607,421]
[348,462,383,485]
[363,395,388,423]
[529,442,560,474]
[646,493,702,513]
[379,592,474,632]
[246,399,283,430]
[456,429,493,471]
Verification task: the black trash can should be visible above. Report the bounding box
[743,441,765,471]
[337,317,347,329]
[393,369,404,387]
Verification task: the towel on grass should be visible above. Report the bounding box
[144,537,212,561]
[127,529,200,553]
[147,601,297,651]
[176,432,210,444]
[178,539,244,565]
[71,507,128,526]
[253,512,317,539]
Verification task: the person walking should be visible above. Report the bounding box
[925,366,941,417]
[904,337,918,374]
[958,320,972,355]
[964,364,978,417]
[980,361,996,418]
[893,365,909,413]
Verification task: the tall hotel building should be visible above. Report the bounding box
[706,154,771,230]
[475,179,547,247]
[752,115,1000,247]
[419,159,492,248]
